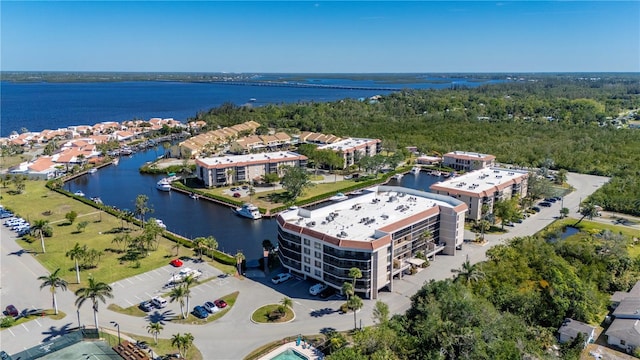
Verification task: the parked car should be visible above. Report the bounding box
[241,185,249,190]
[309,283,328,296]
[192,305,209,319]
[170,259,183,267]
[319,286,337,299]
[136,341,149,350]
[0,211,14,219]
[531,206,541,212]
[544,198,557,203]
[139,301,153,312]
[213,299,227,309]
[203,301,219,313]
[539,202,552,207]
[151,296,168,309]
[5,305,19,317]
[271,273,293,284]
[233,192,241,198]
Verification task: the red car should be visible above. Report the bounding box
[233,192,241,198]
[214,299,227,308]
[5,305,19,317]
[170,259,183,267]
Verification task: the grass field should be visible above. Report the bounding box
[0,181,200,289]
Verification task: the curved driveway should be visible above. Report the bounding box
[0,172,615,359]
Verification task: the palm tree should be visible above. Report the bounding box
[235,251,245,275]
[172,242,181,257]
[171,332,194,358]
[203,236,218,258]
[31,219,51,253]
[66,242,86,283]
[38,268,68,315]
[248,186,256,202]
[349,267,362,290]
[181,275,197,314]
[347,294,363,330]
[147,322,164,345]
[193,237,206,260]
[342,282,354,300]
[451,256,485,285]
[279,297,293,314]
[168,285,188,319]
[74,277,114,329]
[144,218,164,250]
[134,194,152,226]
[575,202,599,226]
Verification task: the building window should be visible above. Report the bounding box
[314,269,322,277]
[304,266,310,273]
[304,239,310,246]
[304,257,310,264]
[314,242,321,249]
[315,260,321,267]
[315,251,322,259]
[304,248,310,255]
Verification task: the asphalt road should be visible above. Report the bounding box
[0,172,618,359]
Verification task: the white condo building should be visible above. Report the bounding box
[317,138,381,168]
[195,151,307,187]
[430,167,528,221]
[276,186,467,299]
[443,151,496,172]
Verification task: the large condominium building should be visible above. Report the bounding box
[276,186,467,299]
[443,151,496,172]
[317,138,382,168]
[195,151,307,187]
[430,168,528,221]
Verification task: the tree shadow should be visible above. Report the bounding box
[41,322,74,342]
[145,309,176,325]
[310,308,335,318]
[9,249,37,256]
[319,327,337,335]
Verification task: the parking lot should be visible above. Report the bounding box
[110,258,225,309]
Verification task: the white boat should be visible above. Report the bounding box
[156,178,172,192]
[112,158,120,166]
[235,203,262,220]
[329,192,348,202]
[412,166,421,175]
[392,174,403,181]
[248,98,257,102]
[88,168,97,174]
[155,219,167,229]
[189,193,198,200]
[74,190,85,197]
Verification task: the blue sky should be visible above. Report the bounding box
[1,1,638,73]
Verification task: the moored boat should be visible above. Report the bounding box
[156,178,172,192]
[329,192,348,202]
[88,168,97,174]
[235,203,262,220]
[412,166,421,175]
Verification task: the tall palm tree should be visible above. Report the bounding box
[38,268,68,315]
[280,297,293,314]
[134,194,152,227]
[349,267,362,290]
[74,277,113,329]
[203,236,218,258]
[342,282,354,301]
[193,237,206,260]
[66,242,86,283]
[235,251,245,275]
[347,294,363,330]
[168,285,188,319]
[31,219,51,253]
[147,322,164,345]
[181,275,197,314]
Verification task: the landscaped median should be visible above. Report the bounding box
[0,310,66,329]
[251,299,295,324]
[171,291,239,325]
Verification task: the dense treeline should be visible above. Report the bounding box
[325,232,640,359]
[192,77,640,215]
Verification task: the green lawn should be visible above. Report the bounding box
[1,310,66,329]
[0,181,198,289]
[251,304,295,323]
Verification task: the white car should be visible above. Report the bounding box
[309,283,328,296]
[271,273,293,284]
[151,296,168,308]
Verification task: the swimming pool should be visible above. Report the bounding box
[270,348,309,360]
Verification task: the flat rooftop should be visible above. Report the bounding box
[279,186,464,242]
[197,151,304,167]
[430,167,528,196]
[445,151,495,160]
[317,137,378,152]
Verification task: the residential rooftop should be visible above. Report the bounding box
[279,186,465,243]
[430,167,528,197]
[196,151,305,167]
[445,150,496,160]
[317,137,379,152]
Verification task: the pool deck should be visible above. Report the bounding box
[257,341,324,360]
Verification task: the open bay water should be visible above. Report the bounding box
[0,75,503,137]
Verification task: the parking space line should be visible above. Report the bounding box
[134,295,142,301]
[126,278,134,284]
[145,292,153,298]
[8,328,15,336]
[34,319,41,327]
[116,282,125,288]
[22,324,30,332]
[126,300,133,306]
[161,268,171,273]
